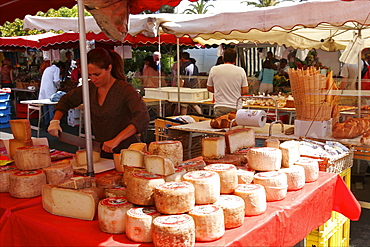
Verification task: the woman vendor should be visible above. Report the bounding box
[47,48,150,159]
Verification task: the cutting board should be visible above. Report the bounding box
[71,158,115,173]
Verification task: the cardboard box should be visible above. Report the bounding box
[294,119,332,138]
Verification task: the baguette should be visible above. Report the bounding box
[332,116,370,139]
[210,112,237,129]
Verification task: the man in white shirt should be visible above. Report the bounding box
[207,48,249,117]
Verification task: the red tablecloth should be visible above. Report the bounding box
[0,172,361,247]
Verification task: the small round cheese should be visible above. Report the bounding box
[214,195,245,229]
[204,164,238,194]
[0,166,18,192]
[264,185,288,202]
[126,171,165,205]
[246,147,282,171]
[154,181,195,214]
[148,140,183,167]
[42,163,73,185]
[182,170,220,204]
[152,214,195,247]
[234,184,267,216]
[253,171,288,187]
[9,169,46,198]
[126,207,160,243]
[236,167,255,184]
[188,205,225,242]
[294,157,319,183]
[104,186,127,198]
[281,165,306,191]
[123,166,144,186]
[14,145,51,170]
[98,197,133,234]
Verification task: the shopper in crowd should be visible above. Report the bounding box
[48,48,150,159]
[38,61,64,127]
[39,60,51,74]
[61,58,82,92]
[276,58,290,77]
[142,55,159,88]
[0,58,13,88]
[207,48,249,117]
[340,62,359,90]
[153,51,161,71]
[171,55,180,87]
[62,51,75,82]
[215,56,224,66]
[258,60,277,94]
[266,51,279,64]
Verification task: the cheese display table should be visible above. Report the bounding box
[0,172,360,247]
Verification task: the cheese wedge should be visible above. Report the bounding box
[225,128,255,154]
[126,207,160,243]
[264,138,280,149]
[202,136,226,159]
[144,155,175,176]
[8,139,33,158]
[204,154,241,166]
[120,149,145,168]
[10,170,46,198]
[280,140,301,168]
[128,142,148,152]
[9,119,32,141]
[75,149,100,167]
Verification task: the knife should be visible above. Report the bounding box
[59,132,101,152]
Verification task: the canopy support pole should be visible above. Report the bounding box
[78,0,94,177]
[358,30,362,118]
[177,37,181,114]
[158,34,162,117]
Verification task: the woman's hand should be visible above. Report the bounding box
[102,139,120,153]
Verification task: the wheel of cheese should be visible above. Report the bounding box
[179,156,205,172]
[104,186,127,198]
[263,185,288,202]
[202,136,226,159]
[148,141,183,167]
[98,197,133,234]
[126,171,165,205]
[214,195,245,229]
[182,170,220,204]
[154,181,195,214]
[204,164,238,194]
[294,157,319,183]
[75,150,101,167]
[95,173,123,189]
[281,165,306,191]
[14,145,51,170]
[188,205,225,242]
[204,154,241,166]
[234,184,267,216]
[8,138,33,158]
[164,167,186,182]
[123,166,144,186]
[0,166,18,192]
[42,163,74,185]
[237,167,255,184]
[253,171,288,187]
[9,169,46,198]
[153,214,195,247]
[126,207,160,243]
[246,147,282,171]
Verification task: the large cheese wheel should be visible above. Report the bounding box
[123,166,144,186]
[214,195,245,229]
[254,171,288,201]
[154,181,195,214]
[9,119,32,141]
[225,128,255,154]
[281,165,306,191]
[95,173,122,189]
[75,150,100,167]
[152,214,195,247]
[8,138,33,158]
[280,140,301,168]
[0,166,18,192]
[9,169,46,198]
[179,156,206,172]
[104,186,127,198]
[202,136,225,159]
[126,207,160,243]
[144,155,175,176]
[204,154,241,166]
[246,147,282,171]
[188,205,225,242]
[120,149,145,168]
[182,170,220,204]
[14,145,51,170]
[43,163,73,184]
[164,167,186,182]
[294,157,319,183]
[148,141,183,167]
[236,167,255,184]
[58,176,92,190]
[98,197,133,234]
[204,164,238,194]
[42,184,99,220]
[234,184,267,216]
[126,171,165,205]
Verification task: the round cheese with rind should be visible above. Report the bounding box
[148,141,183,167]
[294,157,319,183]
[104,186,127,198]
[204,164,238,194]
[236,167,255,184]
[179,157,206,172]
[98,197,133,234]
[42,163,73,185]
[182,170,220,204]
[0,166,18,192]
[126,207,160,243]
[14,145,51,170]
[214,195,245,229]
[234,184,267,216]
[246,147,282,171]
[264,185,288,202]
[253,171,288,187]
[9,169,46,198]
[188,205,225,242]
[152,214,195,247]
[281,165,306,191]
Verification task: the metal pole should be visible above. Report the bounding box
[78,0,94,177]
[177,37,181,114]
[358,30,362,118]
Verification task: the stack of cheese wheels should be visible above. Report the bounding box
[280,140,301,168]
[213,195,245,229]
[14,145,51,170]
[189,205,225,241]
[294,157,319,182]
[152,214,195,247]
[9,119,33,158]
[281,165,306,191]
[246,147,282,171]
[123,166,144,186]
[236,167,255,184]
[234,184,267,216]
[182,170,220,204]
[180,156,206,172]
[254,171,288,201]
[164,167,186,182]
[148,140,183,167]
[126,207,160,243]
[154,181,195,214]
[202,136,226,159]
[98,197,133,234]
[42,162,74,184]
[204,164,238,194]
[126,171,165,205]
[224,128,255,154]
[104,186,127,198]
[9,169,46,198]
[204,154,241,166]
[0,166,18,192]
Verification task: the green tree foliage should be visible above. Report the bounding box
[142,4,175,14]
[183,0,214,14]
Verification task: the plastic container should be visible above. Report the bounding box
[0,93,10,101]
[0,113,11,123]
[168,88,206,102]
